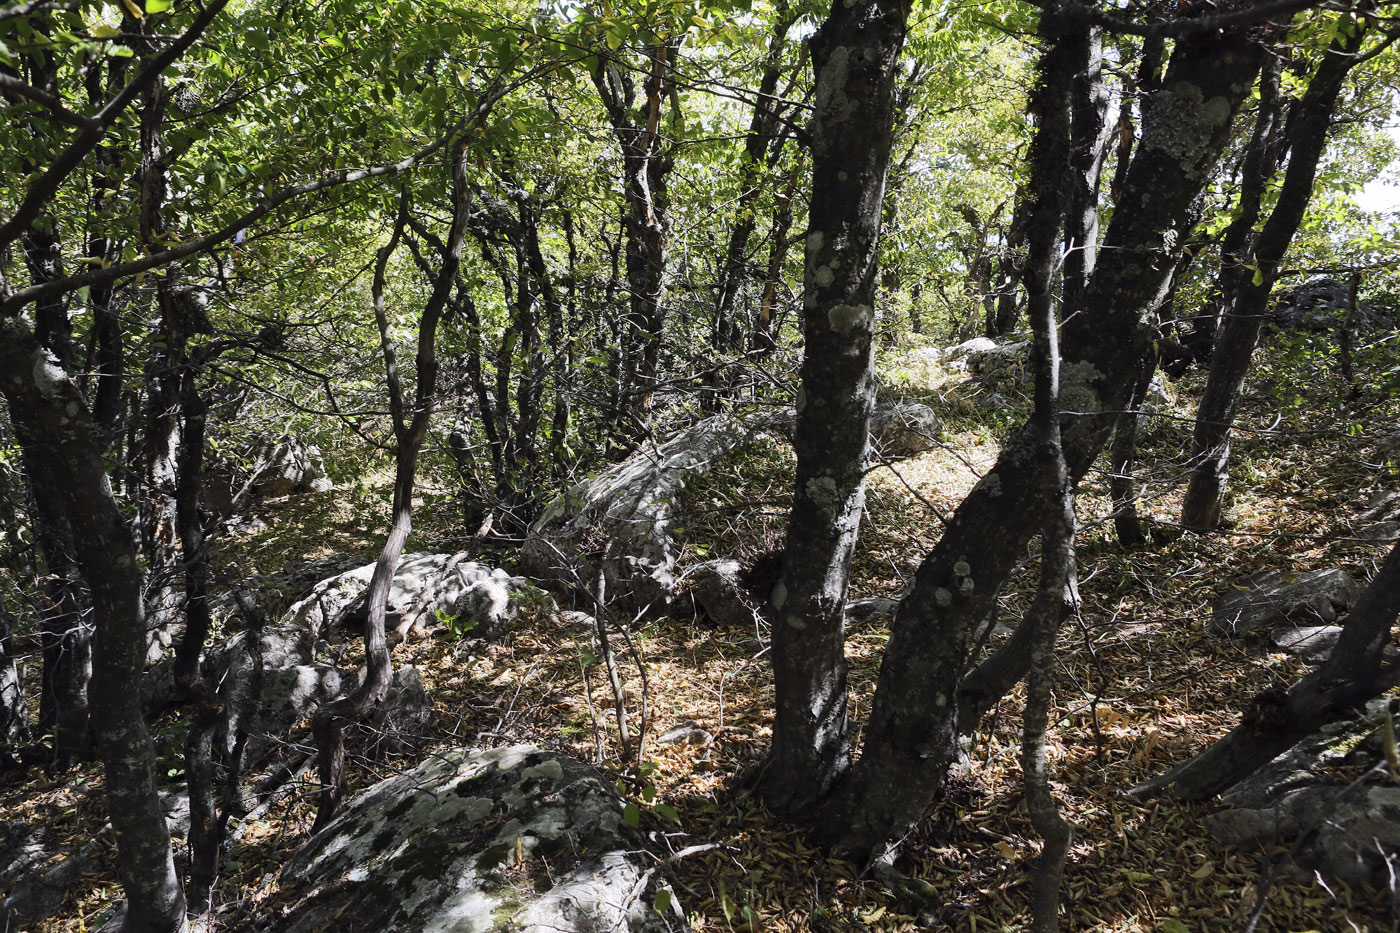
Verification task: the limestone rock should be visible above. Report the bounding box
[1357,490,1400,543]
[1269,624,1342,663]
[522,410,791,613]
[869,400,940,460]
[266,745,681,932]
[1205,697,1400,890]
[0,822,98,930]
[280,552,546,642]
[688,559,760,628]
[1209,568,1362,638]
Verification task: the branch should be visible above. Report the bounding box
[0,0,231,249]
[0,70,540,315]
[0,72,95,128]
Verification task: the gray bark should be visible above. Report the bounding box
[761,0,911,811]
[1182,22,1378,528]
[824,25,1266,859]
[1,318,187,933]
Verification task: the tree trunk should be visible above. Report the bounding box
[823,24,1265,860]
[590,43,678,440]
[705,0,797,411]
[760,0,911,813]
[1135,542,1400,802]
[1109,349,1157,548]
[312,149,469,829]
[1182,21,1373,529]
[1,318,188,933]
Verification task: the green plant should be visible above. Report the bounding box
[435,608,477,640]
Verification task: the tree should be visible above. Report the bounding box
[1182,8,1395,529]
[767,4,1272,860]
[761,0,912,811]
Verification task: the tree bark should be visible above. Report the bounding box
[590,42,678,440]
[1182,20,1377,529]
[823,24,1265,860]
[1,318,188,933]
[312,149,470,829]
[760,0,911,813]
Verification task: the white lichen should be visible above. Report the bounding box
[935,587,952,607]
[827,303,870,335]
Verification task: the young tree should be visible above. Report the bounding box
[1182,10,1393,529]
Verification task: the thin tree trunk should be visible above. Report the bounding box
[1014,22,1079,925]
[312,149,470,829]
[1109,349,1157,548]
[1182,21,1381,529]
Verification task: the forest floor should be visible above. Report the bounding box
[7,326,1400,932]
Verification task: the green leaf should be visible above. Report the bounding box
[1251,267,1264,286]
[652,889,672,915]
[92,24,122,38]
[653,802,681,826]
[146,0,172,12]
[1159,920,1190,933]
[623,802,640,828]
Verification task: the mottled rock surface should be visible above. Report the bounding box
[1209,568,1362,638]
[266,745,681,932]
[523,411,792,612]
[282,552,546,642]
[1205,697,1400,890]
[524,405,937,614]
[869,400,940,460]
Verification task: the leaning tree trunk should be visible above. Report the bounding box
[1,318,188,933]
[1134,542,1400,801]
[1182,19,1377,529]
[819,23,1266,861]
[759,0,911,813]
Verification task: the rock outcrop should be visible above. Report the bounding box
[282,552,547,642]
[1205,697,1400,893]
[265,745,681,932]
[523,404,938,614]
[1209,568,1362,639]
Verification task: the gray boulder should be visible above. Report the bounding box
[687,559,760,628]
[1269,624,1343,663]
[1209,568,1362,638]
[523,410,792,613]
[1357,490,1400,543]
[1205,697,1400,890]
[0,822,99,930]
[266,745,681,932]
[281,552,546,642]
[870,400,940,459]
